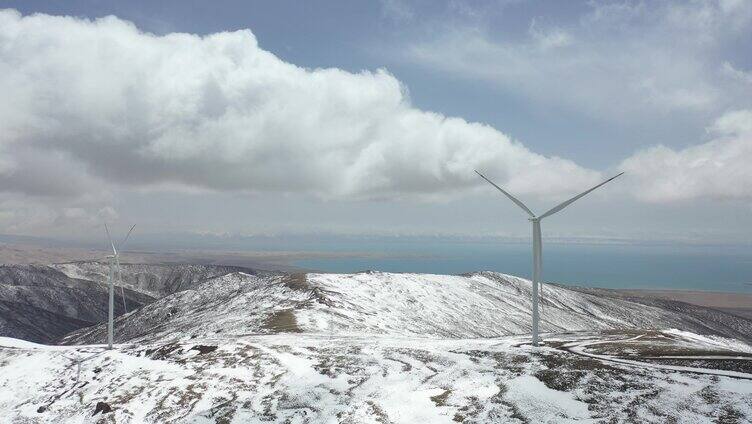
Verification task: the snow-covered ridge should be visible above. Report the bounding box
[50,262,262,297]
[63,271,752,345]
[5,268,752,423]
[0,262,267,344]
[3,331,752,423]
[0,264,153,343]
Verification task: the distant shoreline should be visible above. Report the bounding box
[2,242,752,308]
[612,288,752,320]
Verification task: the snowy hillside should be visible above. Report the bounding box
[3,267,752,422]
[63,271,752,345]
[0,262,265,343]
[0,265,153,343]
[2,330,751,423]
[51,262,264,297]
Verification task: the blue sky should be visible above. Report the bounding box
[0,1,751,245]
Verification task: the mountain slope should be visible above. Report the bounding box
[3,331,752,423]
[62,272,310,344]
[5,269,752,423]
[51,262,263,297]
[0,265,153,343]
[0,301,90,342]
[62,271,752,345]
[571,286,752,343]
[0,262,270,344]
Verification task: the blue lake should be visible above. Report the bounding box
[293,241,752,294]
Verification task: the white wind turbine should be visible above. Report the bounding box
[475,170,623,346]
[104,223,136,350]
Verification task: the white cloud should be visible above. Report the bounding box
[528,18,572,50]
[0,194,117,235]
[0,9,601,202]
[722,61,752,85]
[620,109,752,202]
[406,0,752,120]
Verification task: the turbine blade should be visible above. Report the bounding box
[538,172,624,220]
[475,170,535,218]
[119,224,136,251]
[104,223,117,256]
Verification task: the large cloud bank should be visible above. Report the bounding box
[0,9,600,201]
[621,109,752,203]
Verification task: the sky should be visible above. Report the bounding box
[0,0,751,247]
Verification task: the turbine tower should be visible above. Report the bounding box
[104,223,136,350]
[475,170,623,346]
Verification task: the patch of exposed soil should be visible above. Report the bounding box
[262,310,302,333]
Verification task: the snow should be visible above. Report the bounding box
[717,376,752,394]
[51,262,255,298]
[0,336,49,348]
[64,271,752,346]
[505,375,594,423]
[664,328,752,353]
[565,335,752,380]
[3,331,752,423]
[3,268,752,422]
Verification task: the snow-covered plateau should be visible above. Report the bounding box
[1,263,751,422]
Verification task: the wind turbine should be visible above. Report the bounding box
[475,170,623,346]
[103,223,136,350]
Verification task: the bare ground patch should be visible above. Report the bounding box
[262,309,302,333]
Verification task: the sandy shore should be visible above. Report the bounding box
[617,289,752,319]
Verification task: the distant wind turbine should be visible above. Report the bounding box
[104,223,136,350]
[475,170,623,346]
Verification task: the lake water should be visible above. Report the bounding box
[293,241,752,294]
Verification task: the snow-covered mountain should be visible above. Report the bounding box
[0,265,153,343]
[3,330,752,423]
[0,262,265,343]
[3,266,752,422]
[63,271,752,345]
[51,262,265,297]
